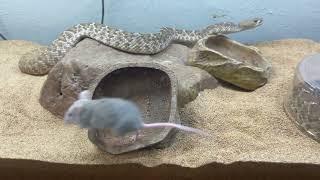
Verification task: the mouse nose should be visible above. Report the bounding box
[64,113,72,121]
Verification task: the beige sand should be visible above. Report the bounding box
[0,39,320,168]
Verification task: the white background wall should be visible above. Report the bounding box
[1,0,319,45]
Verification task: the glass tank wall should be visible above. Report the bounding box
[1,0,320,44]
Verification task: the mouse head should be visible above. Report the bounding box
[64,90,91,124]
[64,99,87,125]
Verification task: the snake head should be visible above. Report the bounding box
[238,18,263,30]
[202,17,263,36]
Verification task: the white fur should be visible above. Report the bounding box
[64,90,91,124]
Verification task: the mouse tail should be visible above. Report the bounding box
[143,123,210,136]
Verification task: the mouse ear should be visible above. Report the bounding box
[79,90,92,100]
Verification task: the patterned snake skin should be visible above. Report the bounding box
[18,18,263,75]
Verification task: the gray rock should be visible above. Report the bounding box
[39,38,218,154]
[187,35,272,91]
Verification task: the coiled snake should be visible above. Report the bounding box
[18,18,263,75]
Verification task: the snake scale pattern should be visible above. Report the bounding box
[18,18,263,75]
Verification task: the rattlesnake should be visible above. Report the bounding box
[18,18,263,75]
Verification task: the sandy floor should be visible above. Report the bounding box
[0,39,320,167]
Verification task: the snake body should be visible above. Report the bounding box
[18,18,263,75]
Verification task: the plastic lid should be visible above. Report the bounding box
[284,53,320,142]
[299,54,320,88]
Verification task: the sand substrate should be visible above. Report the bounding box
[0,39,320,168]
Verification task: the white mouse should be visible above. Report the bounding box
[64,90,209,137]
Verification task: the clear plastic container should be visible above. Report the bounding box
[284,53,320,142]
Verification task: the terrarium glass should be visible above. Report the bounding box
[284,53,320,142]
